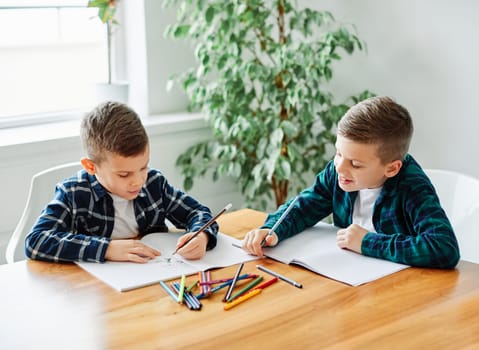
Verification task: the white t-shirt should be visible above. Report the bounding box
[352,187,382,233]
[110,193,139,239]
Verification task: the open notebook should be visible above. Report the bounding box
[76,232,258,292]
[263,222,410,286]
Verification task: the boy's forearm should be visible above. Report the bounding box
[361,231,460,268]
[26,229,110,262]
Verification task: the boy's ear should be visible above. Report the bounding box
[81,157,96,175]
[385,159,402,178]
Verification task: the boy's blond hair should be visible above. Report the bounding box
[80,101,148,163]
[337,96,413,163]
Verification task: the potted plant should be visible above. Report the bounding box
[88,0,128,103]
[164,0,373,209]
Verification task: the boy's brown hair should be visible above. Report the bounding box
[80,101,148,163]
[337,96,413,163]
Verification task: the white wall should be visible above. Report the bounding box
[303,0,479,178]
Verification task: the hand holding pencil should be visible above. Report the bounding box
[241,196,299,258]
[173,203,232,259]
[174,231,210,260]
[240,228,279,258]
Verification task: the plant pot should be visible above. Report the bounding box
[93,82,129,105]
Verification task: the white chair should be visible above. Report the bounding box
[6,162,82,264]
[425,169,479,264]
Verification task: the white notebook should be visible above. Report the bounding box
[76,232,258,292]
[263,222,409,286]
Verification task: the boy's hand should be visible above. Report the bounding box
[241,228,278,258]
[175,232,208,260]
[105,240,161,263]
[336,224,368,253]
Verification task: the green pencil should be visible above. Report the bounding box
[227,276,263,303]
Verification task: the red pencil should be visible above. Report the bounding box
[254,277,278,290]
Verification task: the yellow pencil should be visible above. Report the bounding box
[177,274,186,304]
[224,288,262,311]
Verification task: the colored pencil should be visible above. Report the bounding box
[177,274,186,304]
[227,276,263,302]
[159,280,178,303]
[224,289,262,311]
[198,271,207,296]
[254,277,278,290]
[188,292,202,310]
[186,280,198,292]
[172,282,202,310]
[223,263,244,302]
[256,264,303,289]
[205,271,212,295]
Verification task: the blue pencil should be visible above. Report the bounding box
[159,281,178,302]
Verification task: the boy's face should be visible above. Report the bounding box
[82,146,150,200]
[334,135,401,192]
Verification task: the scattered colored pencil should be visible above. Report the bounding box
[223,263,244,302]
[224,289,262,311]
[254,277,278,291]
[159,281,178,303]
[177,274,186,304]
[256,264,303,289]
[172,282,202,310]
[227,276,263,302]
[186,280,198,292]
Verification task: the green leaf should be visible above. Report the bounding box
[279,158,291,179]
[173,25,190,38]
[205,6,215,24]
[270,128,284,146]
[184,177,193,191]
[281,120,298,138]
[229,162,242,178]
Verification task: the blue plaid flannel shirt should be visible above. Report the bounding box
[25,169,218,262]
[262,154,460,268]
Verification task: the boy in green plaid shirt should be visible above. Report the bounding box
[242,96,459,268]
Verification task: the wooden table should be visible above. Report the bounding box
[1,209,479,349]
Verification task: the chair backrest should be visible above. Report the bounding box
[425,169,479,264]
[6,162,82,263]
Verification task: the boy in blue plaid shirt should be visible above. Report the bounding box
[26,101,218,263]
[242,96,459,268]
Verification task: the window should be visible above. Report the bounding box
[0,0,109,127]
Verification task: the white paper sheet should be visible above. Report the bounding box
[76,232,258,292]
